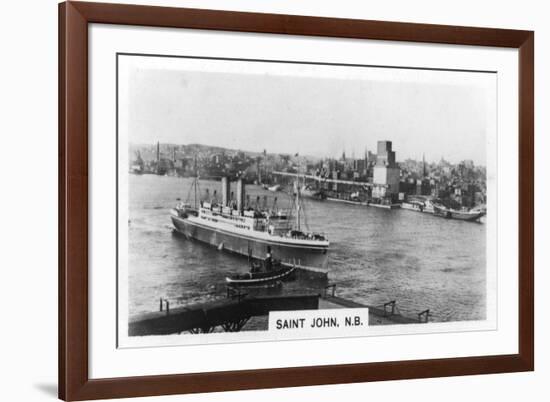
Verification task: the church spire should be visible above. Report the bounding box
[422,153,427,178]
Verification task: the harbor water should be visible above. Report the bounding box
[128,174,487,323]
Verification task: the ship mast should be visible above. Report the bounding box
[183,153,201,210]
[194,154,198,210]
[295,179,300,231]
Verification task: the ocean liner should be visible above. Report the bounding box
[171,176,330,272]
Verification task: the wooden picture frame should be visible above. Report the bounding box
[59,1,534,400]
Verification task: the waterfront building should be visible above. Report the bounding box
[353,158,367,177]
[372,140,400,200]
[331,170,340,191]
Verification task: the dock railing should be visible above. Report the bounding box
[383,300,397,316]
[159,298,170,315]
[324,284,337,298]
[418,309,432,323]
[226,287,248,302]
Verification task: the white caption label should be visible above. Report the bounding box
[268,308,369,335]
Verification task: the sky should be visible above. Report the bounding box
[124,56,496,165]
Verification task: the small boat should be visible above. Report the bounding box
[433,205,485,222]
[268,184,281,192]
[401,199,435,214]
[300,185,326,200]
[225,263,296,285]
[449,209,486,221]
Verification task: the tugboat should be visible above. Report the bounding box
[225,248,296,286]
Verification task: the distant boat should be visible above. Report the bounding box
[300,185,326,200]
[433,205,485,222]
[129,164,143,175]
[401,199,435,214]
[350,191,361,202]
[268,184,281,192]
[130,151,144,174]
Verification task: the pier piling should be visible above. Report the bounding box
[324,284,337,298]
[383,300,397,316]
[417,309,431,323]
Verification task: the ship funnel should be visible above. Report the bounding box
[221,176,230,206]
[236,178,245,212]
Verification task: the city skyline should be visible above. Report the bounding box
[130,140,486,167]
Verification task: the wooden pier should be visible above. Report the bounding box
[129,286,426,336]
[129,294,319,336]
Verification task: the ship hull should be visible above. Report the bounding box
[171,216,329,272]
[401,202,434,214]
[433,207,485,222]
[449,211,485,221]
[325,197,401,209]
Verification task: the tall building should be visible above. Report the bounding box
[376,140,396,166]
[353,158,366,175]
[372,140,400,199]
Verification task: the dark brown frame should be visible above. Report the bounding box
[59,1,534,400]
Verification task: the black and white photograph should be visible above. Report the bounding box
[118,53,496,346]
[2,0,546,400]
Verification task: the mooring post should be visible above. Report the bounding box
[418,309,430,323]
[159,297,163,312]
[384,300,396,316]
[237,291,248,303]
[165,299,170,315]
[324,284,336,297]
